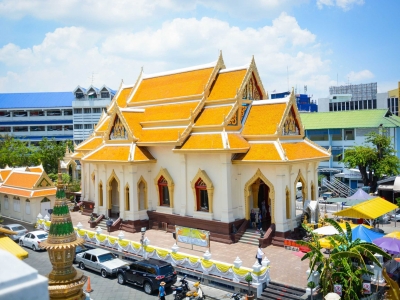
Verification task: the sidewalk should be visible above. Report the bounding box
[70,212,310,289]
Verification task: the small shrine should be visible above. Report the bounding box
[40,162,87,299]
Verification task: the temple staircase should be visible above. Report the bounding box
[238,229,260,246]
[97,219,109,231]
[258,281,305,300]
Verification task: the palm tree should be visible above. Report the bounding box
[297,218,390,300]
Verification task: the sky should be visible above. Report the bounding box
[0,0,398,100]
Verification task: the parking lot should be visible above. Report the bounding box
[23,247,183,300]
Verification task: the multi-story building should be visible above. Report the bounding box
[388,81,400,116]
[72,85,116,144]
[271,91,318,112]
[318,82,391,113]
[0,92,74,145]
[300,109,400,188]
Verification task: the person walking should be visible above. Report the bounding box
[250,209,256,229]
[257,212,263,231]
[256,244,264,265]
[158,281,166,300]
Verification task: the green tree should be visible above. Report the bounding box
[343,131,400,192]
[62,173,71,185]
[297,219,390,300]
[0,134,39,167]
[35,138,69,174]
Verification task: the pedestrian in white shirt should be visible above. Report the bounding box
[256,244,264,265]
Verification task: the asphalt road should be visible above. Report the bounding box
[22,246,180,300]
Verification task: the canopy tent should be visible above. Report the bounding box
[313,226,339,236]
[333,197,398,221]
[347,188,374,201]
[373,237,400,255]
[351,225,385,243]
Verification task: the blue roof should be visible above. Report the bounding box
[0,92,73,109]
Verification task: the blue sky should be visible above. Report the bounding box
[0,0,398,100]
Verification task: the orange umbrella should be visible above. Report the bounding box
[386,231,400,240]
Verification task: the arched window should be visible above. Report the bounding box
[137,177,147,211]
[4,195,9,210]
[99,183,103,206]
[125,185,130,211]
[158,176,170,206]
[196,178,209,212]
[25,199,31,215]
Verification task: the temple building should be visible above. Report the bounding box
[73,53,330,243]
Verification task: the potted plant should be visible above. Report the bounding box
[245,273,255,300]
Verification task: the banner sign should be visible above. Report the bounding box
[175,226,210,248]
[334,284,342,296]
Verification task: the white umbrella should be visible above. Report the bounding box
[312,226,339,236]
[325,292,341,300]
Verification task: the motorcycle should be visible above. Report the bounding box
[230,293,243,300]
[172,275,190,300]
[185,281,206,300]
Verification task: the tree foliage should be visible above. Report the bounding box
[342,131,400,191]
[297,219,390,300]
[0,135,71,175]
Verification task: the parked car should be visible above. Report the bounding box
[76,248,128,278]
[390,209,400,221]
[73,244,94,263]
[116,258,177,295]
[2,224,28,241]
[19,230,48,251]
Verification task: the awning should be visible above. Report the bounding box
[333,197,398,219]
[378,185,394,191]
[0,236,29,260]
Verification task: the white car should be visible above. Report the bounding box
[2,224,28,241]
[19,230,48,251]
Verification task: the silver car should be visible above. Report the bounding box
[2,224,28,241]
[75,248,129,278]
[19,230,48,251]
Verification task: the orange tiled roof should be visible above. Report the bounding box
[71,152,83,158]
[0,170,12,181]
[32,189,56,197]
[281,141,330,160]
[130,68,214,103]
[4,172,41,189]
[75,136,103,151]
[242,104,286,135]
[195,106,233,126]
[120,111,144,139]
[139,128,184,143]
[96,116,111,132]
[28,167,42,173]
[180,134,223,150]
[84,145,131,162]
[116,87,132,108]
[227,134,249,149]
[134,146,155,161]
[0,186,32,197]
[234,143,282,161]
[207,70,247,101]
[143,101,200,122]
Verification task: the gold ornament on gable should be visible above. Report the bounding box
[109,115,128,140]
[242,76,261,100]
[228,111,237,125]
[283,109,299,135]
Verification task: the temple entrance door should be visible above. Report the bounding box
[258,181,271,229]
[108,178,119,219]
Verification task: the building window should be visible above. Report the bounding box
[84,108,91,114]
[88,90,97,99]
[74,124,83,129]
[4,197,9,210]
[0,111,10,117]
[64,125,73,131]
[13,126,28,132]
[138,179,146,211]
[64,110,73,115]
[30,126,45,132]
[125,186,130,211]
[75,90,84,99]
[354,101,358,110]
[363,100,368,109]
[101,91,110,98]
[158,176,170,206]
[25,199,31,215]
[329,103,333,111]
[373,99,377,109]
[13,198,20,212]
[368,100,372,109]
[48,126,62,131]
[350,101,354,110]
[330,129,342,141]
[0,127,11,132]
[307,130,328,141]
[344,129,355,140]
[93,108,101,113]
[332,148,343,162]
[84,124,92,129]
[195,178,209,212]
[29,110,44,117]
[342,102,345,110]
[74,108,82,114]
[345,102,349,110]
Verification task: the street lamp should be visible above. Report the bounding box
[140,227,146,257]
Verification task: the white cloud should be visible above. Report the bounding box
[317,0,364,10]
[346,70,374,83]
[0,13,332,99]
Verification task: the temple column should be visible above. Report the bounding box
[179,154,187,216]
[131,166,139,220]
[220,154,234,223]
[274,167,287,233]
[119,166,125,219]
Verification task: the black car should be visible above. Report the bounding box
[116,258,177,294]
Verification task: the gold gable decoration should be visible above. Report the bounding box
[109,115,128,140]
[39,178,50,187]
[242,75,261,100]
[282,108,299,136]
[240,105,248,122]
[228,111,238,125]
